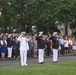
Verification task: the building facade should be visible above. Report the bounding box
[58,24,72,36]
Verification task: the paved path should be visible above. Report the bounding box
[0,55,76,68]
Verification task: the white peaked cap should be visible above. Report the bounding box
[21,32,26,35]
[39,31,43,34]
[53,32,57,36]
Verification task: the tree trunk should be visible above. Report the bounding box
[65,25,68,36]
[9,25,12,33]
[21,24,25,31]
[4,26,8,33]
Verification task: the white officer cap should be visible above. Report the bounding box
[21,32,26,35]
[53,32,57,36]
[39,31,43,34]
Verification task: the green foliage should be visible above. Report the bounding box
[0,0,76,33]
[0,61,76,75]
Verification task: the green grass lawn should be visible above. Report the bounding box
[0,61,76,75]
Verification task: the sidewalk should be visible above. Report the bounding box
[0,55,76,68]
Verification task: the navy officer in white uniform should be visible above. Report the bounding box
[17,32,29,66]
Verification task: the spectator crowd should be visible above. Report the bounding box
[0,32,76,64]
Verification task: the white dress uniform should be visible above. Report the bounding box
[17,35,29,66]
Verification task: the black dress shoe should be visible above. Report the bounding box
[39,62,44,64]
[41,62,44,64]
[53,61,58,63]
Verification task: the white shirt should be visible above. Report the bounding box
[17,35,29,51]
[59,38,64,45]
[64,40,69,47]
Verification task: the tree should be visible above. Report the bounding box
[0,0,76,34]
